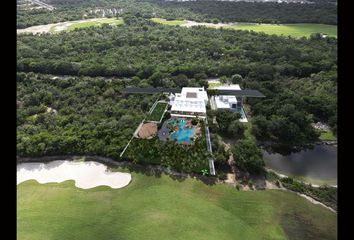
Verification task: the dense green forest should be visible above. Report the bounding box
[17,0,336,28]
[17,72,152,158]
[17,0,200,28]
[145,0,337,24]
[17,18,337,150]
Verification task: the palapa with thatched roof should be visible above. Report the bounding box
[138,122,158,139]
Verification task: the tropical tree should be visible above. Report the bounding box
[231,139,264,174]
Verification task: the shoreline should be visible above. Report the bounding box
[283,188,336,213]
[265,167,337,188]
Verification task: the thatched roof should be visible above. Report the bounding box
[138,122,158,139]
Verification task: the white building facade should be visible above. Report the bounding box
[212,84,242,112]
[169,87,208,118]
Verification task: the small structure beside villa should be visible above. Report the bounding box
[210,83,265,122]
[138,122,158,139]
[212,84,241,111]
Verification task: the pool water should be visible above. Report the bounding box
[169,119,195,143]
[239,107,247,119]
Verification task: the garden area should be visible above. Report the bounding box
[125,118,209,173]
[146,102,168,122]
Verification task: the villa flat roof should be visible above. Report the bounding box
[122,87,265,97]
[216,84,241,90]
[121,87,181,94]
[171,100,206,113]
[186,92,198,98]
[212,89,265,97]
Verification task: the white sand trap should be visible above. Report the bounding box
[17,160,131,189]
[181,20,229,28]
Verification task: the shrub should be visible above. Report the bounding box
[248,180,253,189]
[191,118,198,125]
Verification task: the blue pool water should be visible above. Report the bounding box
[239,107,247,120]
[169,119,195,143]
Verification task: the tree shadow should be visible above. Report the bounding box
[234,168,267,190]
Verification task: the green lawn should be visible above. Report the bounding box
[49,18,123,33]
[18,168,337,240]
[146,102,168,121]
[207,82,223,89]
[67,18,123,31]
[150,18,187,25]
[319,131,337,141]
[225,23,337,38]
[49,25,56,33]
[149,18,336,38]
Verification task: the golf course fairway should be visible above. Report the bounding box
[17,168,337,240]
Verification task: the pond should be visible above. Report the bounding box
[262,145,337,185]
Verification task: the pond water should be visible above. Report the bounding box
[263,145,337,184]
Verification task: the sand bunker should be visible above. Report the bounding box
[180,20,229,28]
[17,160,131,189]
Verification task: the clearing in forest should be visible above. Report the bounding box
[224,23,337,38]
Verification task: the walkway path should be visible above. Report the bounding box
[204,117,216,175]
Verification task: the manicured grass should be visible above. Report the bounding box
[17,169,337,240]
[149,18,336,38]
[151,18,187,25]
[207,82,223,89]
[319,131,337,141]
[67,18,123,31]
[225,23,337,38]
[49,25,56,33]
[146,102,168,121]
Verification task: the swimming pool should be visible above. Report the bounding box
[169,118,196,143]
[237,107,248,122]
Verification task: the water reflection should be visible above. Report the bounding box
[263,145,337,181]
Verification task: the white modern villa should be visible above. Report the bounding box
[169,87,208,118]
[121,85,265,122]
[209,84,252,122]
[212,84,242,112]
